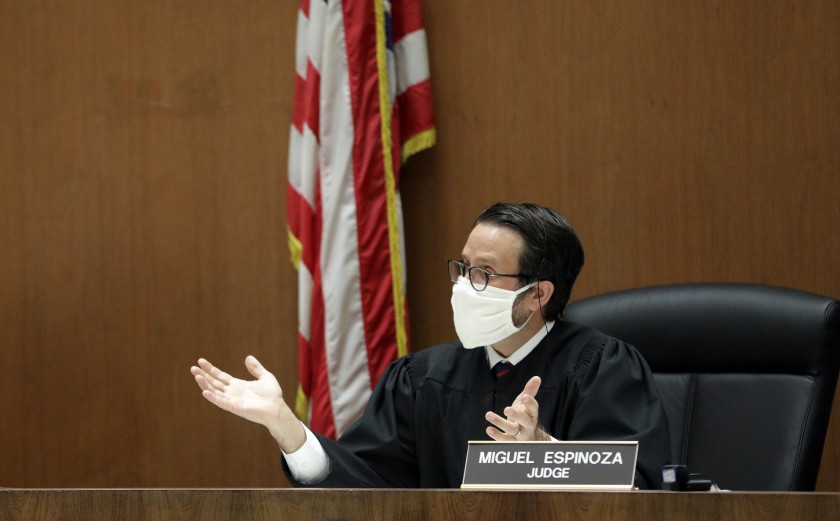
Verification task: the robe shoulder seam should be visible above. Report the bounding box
[567,332,609,378]
[406,348,432,391]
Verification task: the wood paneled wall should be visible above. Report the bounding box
[1,1,838,489]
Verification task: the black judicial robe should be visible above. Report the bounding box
[283,320,671,489]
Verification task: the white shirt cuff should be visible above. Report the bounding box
[281,424,331,484]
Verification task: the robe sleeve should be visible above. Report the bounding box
[282,354,423,487]
[563,336,671,490]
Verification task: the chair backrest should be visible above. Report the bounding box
[564,283,840,491]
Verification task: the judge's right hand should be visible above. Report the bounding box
[190,356,306,453]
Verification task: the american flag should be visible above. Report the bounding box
[286,0,435,439]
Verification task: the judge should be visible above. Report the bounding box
[191,202,671,489]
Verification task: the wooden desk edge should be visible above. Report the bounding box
[2,488,838,521]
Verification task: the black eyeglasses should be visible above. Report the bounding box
[447,259,531,292]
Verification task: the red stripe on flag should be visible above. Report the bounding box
[341,0,400,386]
[292,62,321,137]
[285,182,319,273]
[293,172,337,438]
[390,1,425,41]
[395,79,435,146]
[305,265,336,438]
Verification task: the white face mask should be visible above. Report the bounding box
[450,276,537,349]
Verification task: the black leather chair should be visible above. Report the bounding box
[564,283,840,491]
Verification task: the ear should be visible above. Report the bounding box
[528,280,554,313]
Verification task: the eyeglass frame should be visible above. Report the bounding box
[447,259,533,292]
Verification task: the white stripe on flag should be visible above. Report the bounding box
[304,0,327,75]
[296,261,313,344]
[287,125,319,209]
[394,29,430,96]
[294,9,309,78]
[318,0,373,436]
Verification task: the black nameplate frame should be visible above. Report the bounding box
[461,440,639,490]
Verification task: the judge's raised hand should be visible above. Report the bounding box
[190,356,306,453]
[485,376,551,442]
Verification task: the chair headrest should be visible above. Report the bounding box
[565,283,840,374]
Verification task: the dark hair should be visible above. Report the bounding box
[474,202,584,319]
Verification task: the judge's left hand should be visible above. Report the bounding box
[485,376,551,442]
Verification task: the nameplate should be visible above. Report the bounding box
[461,440,639,490]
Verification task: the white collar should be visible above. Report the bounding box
[486,321,555,368]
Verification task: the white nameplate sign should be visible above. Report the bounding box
[461,440,639,490]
